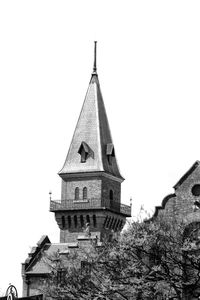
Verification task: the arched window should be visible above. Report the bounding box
[86,215,90,224]
[61,216,65,229]
[83,187,87,200]
[80,215,84,228]
[109,190,114,200]
[75,187,79,200]
[93,215,97,228]
[74,215,78,228]
[68,216,71,228]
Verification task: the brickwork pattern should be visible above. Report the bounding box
[56,209,125,243]
[61,178,101,200]
[101,177,121,203]
[156,164,200,225]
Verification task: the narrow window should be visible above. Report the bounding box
[93,215,97,228]
[109,218,114,229]
[116,219,120,231]
[112,219,117,230]
[74,215,78,228]
[106,217,111,228]
[103,216,108,228]
[86,215,90,224]
[109,190,114,200]
[80,215,84,228]
[68,216,71,228]
[57,268,66,285]
[83,187,87,200]
[120,220,123,229]
[61,216,65,229]
[75,187,79,200]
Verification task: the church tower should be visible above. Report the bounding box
[50,42,131,243]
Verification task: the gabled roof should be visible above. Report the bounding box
[25,243,70,275]
[59,45,123,180]
[173,161,200,190]
[23,235,100,276]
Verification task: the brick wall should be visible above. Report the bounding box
[155,163,200,225]
[61,178,101,200]
[101,177,121,203]
[56,209,125,243]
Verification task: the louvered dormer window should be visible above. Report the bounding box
[106,143,115,165]
[78,141,94,163]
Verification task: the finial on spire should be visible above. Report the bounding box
[93,41,97,74]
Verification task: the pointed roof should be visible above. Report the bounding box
[173,161,200,190]
[59,43,123,180]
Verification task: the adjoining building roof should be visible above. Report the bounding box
[23,235,100,276]
[25,243,70,275]
[59,43,123,180]
[173,161,200,190]
[149,161,200,221]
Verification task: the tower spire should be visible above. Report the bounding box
[93,41,97,74]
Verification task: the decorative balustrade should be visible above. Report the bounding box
[50,198,131,216]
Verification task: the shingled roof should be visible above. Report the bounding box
[59,43,123,180]
[23,235,100,276]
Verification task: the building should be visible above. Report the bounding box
[151,161,200,300]
[21,42,200,299]
[152,160,200,225]
[21,42,131,297]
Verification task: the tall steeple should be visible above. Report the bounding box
[59,41,123,180]
[50,43,131,243]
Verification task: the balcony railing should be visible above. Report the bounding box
[50,198,131,217]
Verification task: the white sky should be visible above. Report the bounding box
[1,0,200,296]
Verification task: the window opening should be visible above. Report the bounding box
[78,142,94,163]
[103,216,108,228]
[120,220,123,229]
[80,215,84,228]
[109,190,114,200]
[83,187,87,200]
[112,219,117,230]
[57,268,66,285]
[192,184,200,196]
[116,219,121,231]
[75,187,79,200]
[106,143,115,165]
[68,216,71,228]
[93,215,97,227]
[86,215,90,224]
[61,216,65,229]
[74,215,78,228]
[110,218,114,229]
[106,217,111,228]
